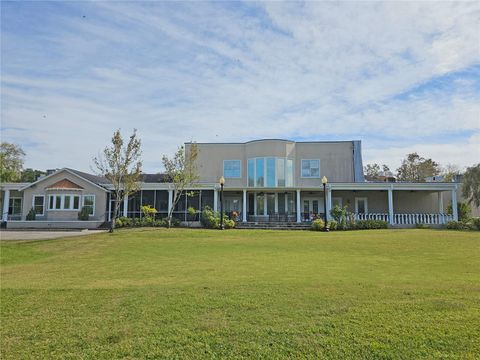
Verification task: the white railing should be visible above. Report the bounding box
[353,213,453,225]
[354,213,390,222]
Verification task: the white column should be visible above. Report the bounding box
[451,189,458,221]
[263,195,267,216]
[168,189,173,215]
[242,189,247,222]
[388,188,394,225]
[438,192,444,213]
[123,196,128,217]
[326,187,332,221]
[274,193,278,214]
[107,192,112,221]
[296,189,301,223]
[284,193,288,214]
[254,194,257,216]
[2,189,10,221]
[213,189,218,212]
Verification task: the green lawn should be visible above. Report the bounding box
[1,229,479,359]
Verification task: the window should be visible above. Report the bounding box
[255,158,264,187]
[247,157,294,188]
[223,160,241,178]
[8,198,22,215]
[248,159,255,187]
[33,196,45,215]
[83,195,95,216]
[48,194,81,211]
[301,159,320,178]
[266,157,276,187]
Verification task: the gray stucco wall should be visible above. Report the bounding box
[22,170,108,221]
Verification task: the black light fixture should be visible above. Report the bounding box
[321,176,329,232]
[219,176,225,230]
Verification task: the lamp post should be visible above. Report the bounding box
[219,176,225,230]
[321,176,329,232]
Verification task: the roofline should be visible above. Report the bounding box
[185,139,360,145]
[19,168,108,192]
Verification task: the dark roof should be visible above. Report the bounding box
[141,173,171,183]
[67,168,170,185]
[66,168,110,185]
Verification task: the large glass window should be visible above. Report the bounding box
[248,159,255,187]
[248,157,294,188]
[33,196,45,215]
[286,159,293,186]
[266,158,276,187]
[255,158,264,187]
[224,160,241,178]
[276,158,285,187]
[301,159,320,178]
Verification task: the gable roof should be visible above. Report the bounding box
[46,178,84,190]
[19,168,109,192]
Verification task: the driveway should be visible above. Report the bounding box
[0,230,106,241]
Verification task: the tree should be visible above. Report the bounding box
[441,164,461,182]
[93,129,142,232]
[0,142,25,182]
[396,153,440,182]
[162,143,199,228]
[364,163,391,178]
[462,163,480,207]
[21,168,46,182]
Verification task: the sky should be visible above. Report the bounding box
[1,1,479,174]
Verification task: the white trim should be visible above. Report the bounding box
[19,168,108,192]
[47,194,81,211]
[32,195,45,216]
[355,197,368,214]
[223,160,242,179]
[300,159,320,178]
[82,194,96,217]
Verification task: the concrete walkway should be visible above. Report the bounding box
[0,230,106,241]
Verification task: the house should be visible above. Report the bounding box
[0,139,462,229]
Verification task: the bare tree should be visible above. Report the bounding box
[93,129,142,232]
[162,143,199,228]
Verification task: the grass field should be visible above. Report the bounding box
[1,228,479,359]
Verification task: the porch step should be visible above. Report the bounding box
[236,222,312,230]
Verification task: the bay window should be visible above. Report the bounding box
[33,196,45,215]
[83,195,95,215]
[48,194,81,210]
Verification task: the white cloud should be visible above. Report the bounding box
[1,1,479,172]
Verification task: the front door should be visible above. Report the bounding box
[303,198,322,221]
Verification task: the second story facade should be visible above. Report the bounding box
[187,139,365,188]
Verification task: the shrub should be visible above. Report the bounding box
[354,220,388,230]
[311,219,325,231]
[446,220,468,230]
[328,220,338,230]
[26,208,36,221]
[141,205,157,220]
[200,206,234,229]
[446,202,471,222]
[470,217,480,230]
[78,206,91,221]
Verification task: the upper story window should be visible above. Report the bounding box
[223,160,241,178]
[301,159,320,178]
[247,157,293,187]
